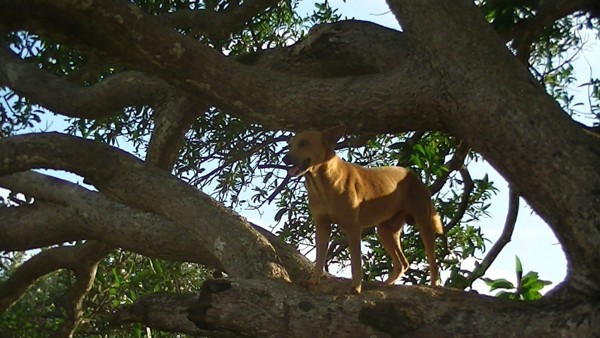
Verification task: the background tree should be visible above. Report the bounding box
[0,0,599,337]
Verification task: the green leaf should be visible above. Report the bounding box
[274,208,288,222]
[484,278,515,291]
[495,291,516,300]
[515,256,523,281]
[522,289,543,301]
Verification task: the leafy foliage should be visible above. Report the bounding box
[0,249,209,338]
[482,256,552,300]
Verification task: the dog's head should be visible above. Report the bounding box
[283,125,346,177]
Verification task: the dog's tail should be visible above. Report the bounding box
[431,211,444,235]
[431,210,450,258]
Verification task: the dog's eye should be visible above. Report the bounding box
[298,139,309,148]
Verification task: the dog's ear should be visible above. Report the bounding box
[322,125,346,147]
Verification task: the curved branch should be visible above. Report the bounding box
[0,46,171,119]
[146,93,206,170]
[0,203,86,250]
[0,133,290,281]
[387,0,600,294]
[0,172,208,262]
[461,187,519,289]
[0,170,312,282]
[429,141,470,195]
[0,172,197,261]
[0,241,111,314]
[443,167,475,234]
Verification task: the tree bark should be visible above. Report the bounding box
[112,278,600,337]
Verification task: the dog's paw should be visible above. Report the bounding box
[308,273,327,286]
[348,284,362,294]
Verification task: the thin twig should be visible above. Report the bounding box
[429,141,470,195]
[443,166,475,234]
[461,187,520,289]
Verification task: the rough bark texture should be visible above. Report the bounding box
[0,0,599,336]
[112,278,600,338]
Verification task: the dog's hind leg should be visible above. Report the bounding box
[376,219,409,285]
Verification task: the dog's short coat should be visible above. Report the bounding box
[283,126,443,294]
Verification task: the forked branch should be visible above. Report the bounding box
[0,241,111,315]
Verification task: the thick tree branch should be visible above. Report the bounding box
[157,0,279,42]
[0,171,312,282]
[0,133,290,281]
[0,1,445,132]
[146,92,205,170]
[0,172,204,262]
[110,293,213,337]
[0,46,170,119]
[386,0,600,295]
[0,203,86,249]
[111,278,600,337]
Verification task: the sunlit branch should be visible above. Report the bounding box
[0,169,310,282]
[1,1,442,133]
[0,171,213,264]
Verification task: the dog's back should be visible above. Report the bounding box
[332,160,439,231]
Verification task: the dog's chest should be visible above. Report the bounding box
[304,174,359,223]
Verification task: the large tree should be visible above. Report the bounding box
[1,0,599,337]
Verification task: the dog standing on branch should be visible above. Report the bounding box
[283,126,443,294]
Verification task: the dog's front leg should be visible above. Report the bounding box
[309,217,331,287]
[346,225,363,294]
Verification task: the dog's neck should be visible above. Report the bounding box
[304,154,347,189]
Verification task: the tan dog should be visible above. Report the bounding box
[283,126,443,294]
